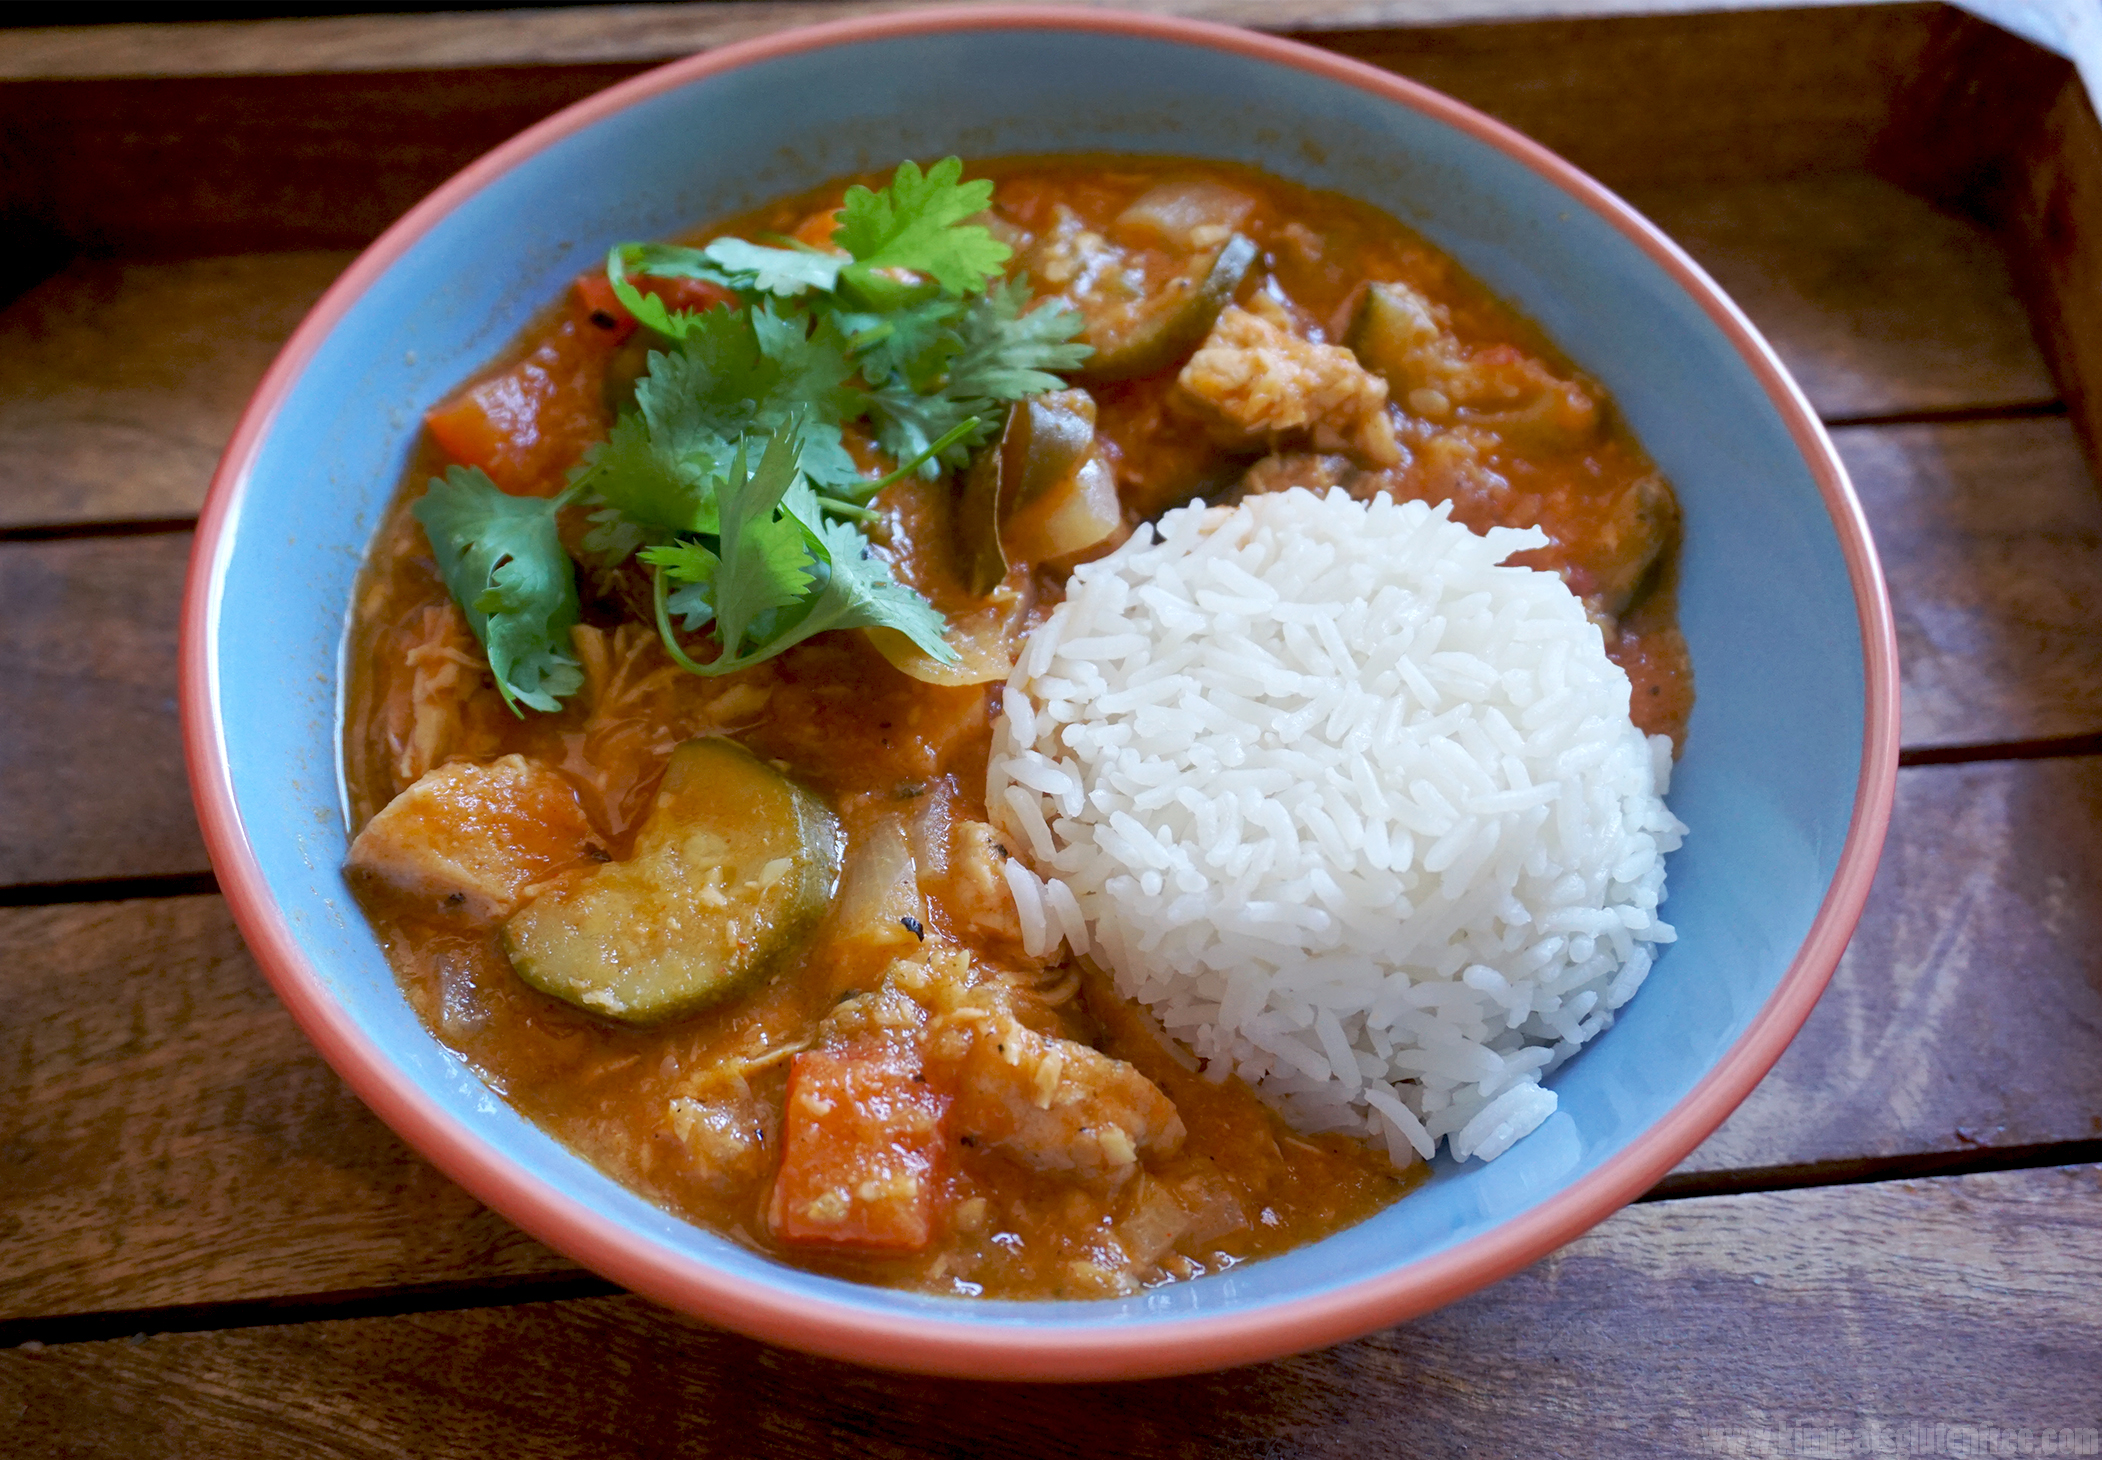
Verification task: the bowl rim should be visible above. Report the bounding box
[181,2,1899,1381]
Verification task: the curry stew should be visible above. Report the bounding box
[343,158,1690,1299]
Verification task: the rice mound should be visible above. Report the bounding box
[987,488,1686,1164]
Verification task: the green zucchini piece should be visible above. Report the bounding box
[1074,232,1257,385]
[503,737,841,1024]
[1345,281,1444,391]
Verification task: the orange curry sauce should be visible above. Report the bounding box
[343,158,1691,1299]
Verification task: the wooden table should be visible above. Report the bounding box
[4,2,2100,1453]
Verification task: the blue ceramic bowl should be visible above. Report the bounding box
[183,6,1897,1379]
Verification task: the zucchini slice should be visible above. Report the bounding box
[503,738,841,1024]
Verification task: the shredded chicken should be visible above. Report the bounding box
[1178,302,1400,465]
[387,603,485,787]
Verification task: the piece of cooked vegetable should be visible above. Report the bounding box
[1004,454,1121,567]
[1349,282,1599,449]
[502,737,841,1024]
[766,1036,951,1251]
[348,756,598,921]
[866,592,1028,687]
[825,815,927,954]
[1344,280,1445,391]
[1074,232,1256,384]
[953,389,1109,594]
[1586,474,1680,619]
[1112,178,1259,250]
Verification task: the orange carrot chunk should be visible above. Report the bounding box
[767,1039,949,1252]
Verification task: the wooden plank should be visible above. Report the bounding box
[1839,416,2102,750]
[0,896,569,1326]
[7,755,2098,1319]
[0,6,1950,259]
[1628,172,2057,420]
[0,254,350,529]
[0,534,203,886]
[0,0,1914,81]
[4,1165,2097,1455]
[2005,72,2102,495]
[0,66,646,258]
[1680,755,2102,1176]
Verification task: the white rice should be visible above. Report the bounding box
[987,488,1685,1164]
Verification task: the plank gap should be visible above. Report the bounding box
[1821,399,2066,429]
[0,516,198,544]
[0,872,219,908]
[1649,1138,2102,1204]
[1898,732,2102,767]
[0,1270,613,1353]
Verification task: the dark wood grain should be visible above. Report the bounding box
[1840,417,2102,750]
[0,534,202,887]
[1680,756,2102,1176]
[0,896,569,1325]
[7,752,2098,1321]
[0,0,1903,80]
[0,6,1955,260]
[5,1165,2097,1456]
[1628,173,2057,420]
[0,254,351,529]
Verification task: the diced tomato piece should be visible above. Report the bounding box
[767,1038,950,1252]
[571,272,639,344]
[640,275,739,319]
[790,206,845,251]
[424,316,615,495]
[570,269,737,345]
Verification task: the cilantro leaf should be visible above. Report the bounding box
[639,538,721,631]
[575,408,723,539]
[793,511,956,663]
[835,295,969,390]
[867,278,1090,472]
[835,158,1010,307]
[703,432,817,659]
[413,467,583,714]
[702,237,845,297]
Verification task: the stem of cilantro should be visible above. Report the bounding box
[651,566,718,678]
[848,414,984,500]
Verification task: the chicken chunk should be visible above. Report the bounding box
[1178,303,1400,465]
[347,755,597,920]
[948,1009,1185,1184]
[941,819,1025,947]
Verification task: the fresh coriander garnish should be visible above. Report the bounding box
[416,157,1093,710]
[412,468,586,715]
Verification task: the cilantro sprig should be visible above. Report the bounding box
[413,469,586,714]
[417,157,1092,712]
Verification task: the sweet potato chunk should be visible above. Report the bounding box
[767,1038,951,1252]
[347,755,596,921]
